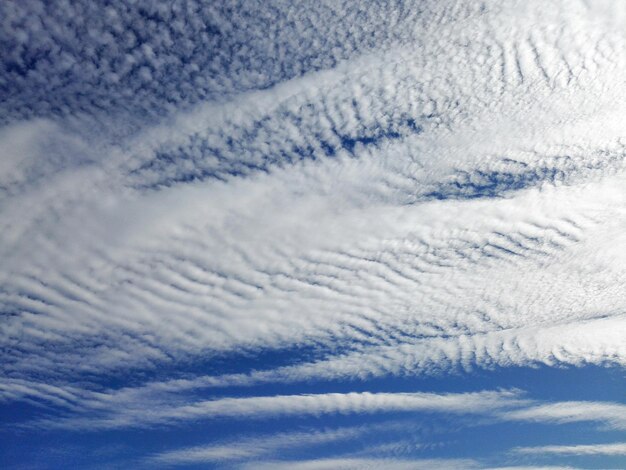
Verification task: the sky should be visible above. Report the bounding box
[1,0,626,469]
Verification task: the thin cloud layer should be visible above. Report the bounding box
[514,443,626,456]
[1,0,626,468]
[29,389,526,430]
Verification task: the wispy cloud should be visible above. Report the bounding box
[3,0,626,467]
[514,442,626,456]
[486,467,578,470]
[240,457,482,470]
[149,426,368,465]
[503,401,626,430]
[3,0,626,387]
[32,389,525,430]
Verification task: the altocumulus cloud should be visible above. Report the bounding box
[1,0,626,469]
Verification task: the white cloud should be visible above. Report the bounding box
[33,389,525,430]
[504,401,626,430]
[2,4,626,460]
[486,467,577,470]
[514,442,626,456]
[240,457,481,470]
[150,427,367,464]
[240,313,626,385]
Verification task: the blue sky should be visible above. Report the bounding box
[1,1,626,469]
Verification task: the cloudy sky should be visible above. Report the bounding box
[1,1,626,468]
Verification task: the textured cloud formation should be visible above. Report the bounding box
[1,0,485,126]
[3,0,626,382]
[243,457,482,470]
[2,0,626,468]
[504,401,626,430]
[514,443,626,456]
[25,389,526,430]
[149,427,368,464]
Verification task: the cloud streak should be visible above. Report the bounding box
[504,401,626,430]
[31,389,525,431]
[2,0,626,467]
[149,426,368,465]
[514,442,626,456]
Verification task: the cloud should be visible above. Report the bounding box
[237,313,626,385]
[149,426,368,465]
[2,2,626,467]
[503,401,626,430]
[31,389,525,430]
[3,0,626,387]
[240,457,481,470]
[513,442,626,456]
[486,467,577,470]
[1,0,483,126]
